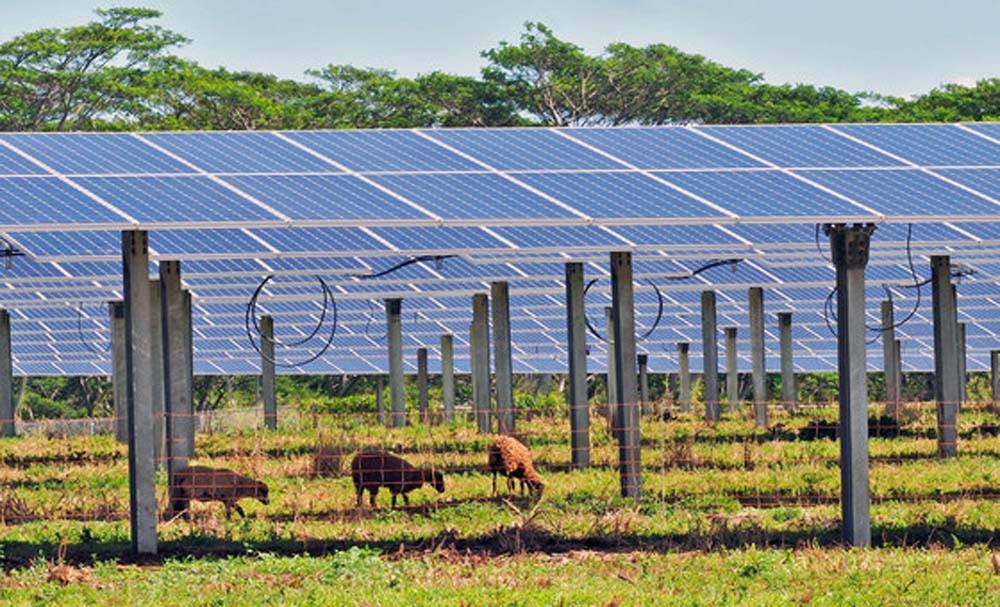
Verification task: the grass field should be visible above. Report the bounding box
[3,401,1000,605]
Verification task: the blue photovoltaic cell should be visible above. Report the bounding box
[223,174,434,221]
[151,229,275,256]
[949,220,1000,242]
[264,256,373,273]
[143,132,339,174]
[655,170,878,218]
[251,227,389,253]
[565,127,766,169]
[798,169,1000,217]
[0,258,69,279]
[610,224,747,248]
[0,145,47,175]
[699,125,906,168]
[0,177,126,226]
[76,176,283,223]
[0,133,192,175]
[831,124,1000,167]
[370,226,511,251]
[491,225,627,248]
[282,130,481,172]
[872,222,976,244]
[369,173,579,221]
[423,128,624,170]
[723,223,819,245]
[934,169,1000,201]
[6,230,118,257]
[516,171,726,220]
[964,123,1000,142]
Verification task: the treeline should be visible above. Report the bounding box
[1,7,998,133]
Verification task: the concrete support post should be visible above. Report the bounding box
[701,291,721,422]
[376,375,385,425]
[611,252,641,499]
[122,230,157,555]
[260,315,277,431]
[491,281,514,434]
[881,301,900,421]
[0,309,12,438]
[958,322,967,404]
[149,279,165,468]
[182,290,194,456]
[605,306,618,432]
[471,294,491,433]
[386,298,406,428]
[931,256,960,457]
[677,343,691,412]
[417,347,429,424]
[778,313,796,412]
[749,287,768,428]
[827,223,875,548]
[638,354,650,416]
[111,302,128,443]
[160,261,193,516]
[724,327,738,411]
[992,350,1000,406]
[441,335,455,424]
[565,263,590,468]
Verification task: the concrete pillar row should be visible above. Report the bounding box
[0,309,12,438]
[491,281,514,434]
[749,287,768,428]
[565,263,590,469]
[777,312,796,412]
[417,347,429,424]
[677,343,691,412]
[931,256,960,457]
[724,327,738,410]
[122,230,157,556]
[827,223,875,548]
[701,291,720,422]
[470,294,491,433]
[260,315,277,431]
[110,302,128,443]
[386,298,406,428]
[610,252,641,499]
[441,334,455,424]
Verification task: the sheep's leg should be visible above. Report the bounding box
[355,487,363,509]
[507,475,515,493]
[391,491,398,509]
[402,492,410,506]
[369,488,378,509]
[491,472,497,496]
[233,502,246,518]
[519,478,526,497]
[223,502,233,519]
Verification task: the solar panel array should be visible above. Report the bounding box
[0,124,998,377]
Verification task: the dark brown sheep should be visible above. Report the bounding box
[350,451,444,509]
[487,435,544,497]
[170,465,269,519]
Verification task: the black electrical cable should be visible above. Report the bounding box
[76,306,111,355]
[249,275,330,348]
[582,277,664,343]
[245,274,338,368]
[357,255,455,280]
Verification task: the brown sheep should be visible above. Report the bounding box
[487,435,544,497]
[170,465,269,519]
[350,451,445,509]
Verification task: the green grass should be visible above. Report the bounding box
[4,402,1000,604]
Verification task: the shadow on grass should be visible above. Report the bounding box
[3,517,997,571]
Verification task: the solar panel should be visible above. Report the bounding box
[142,131,341,173]
[699,125,906,168]
[656,170,879,219]
[0,133,192,175]
[798,169,1000,218]
[369,173,582,221]
[515,171,728,221]
[75,176,284,224]
[281,130,479,172]
[831,124,1000,166]
[222,174,435,223]
[564,127,765,169]
[0,177,129,227]
[424,128,624,170]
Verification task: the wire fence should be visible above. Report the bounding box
[2,399,1000,536]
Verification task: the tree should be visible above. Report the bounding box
[0,7,188,131]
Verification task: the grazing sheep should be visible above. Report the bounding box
[350,451,445,509]
[487,435,544,498]
[171,465,269,519]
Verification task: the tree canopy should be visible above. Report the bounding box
[1,8,997,131]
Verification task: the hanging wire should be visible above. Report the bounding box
[357,255,455,280]
[244,275,338,368]
[76,305,111,355]
[581,258,742,343]
[364,298,387,343]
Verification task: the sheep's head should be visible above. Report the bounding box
[428,469,445,494]
[526,477,544,497]
[255,481,270,505]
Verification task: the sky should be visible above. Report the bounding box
[0,0,998,97]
